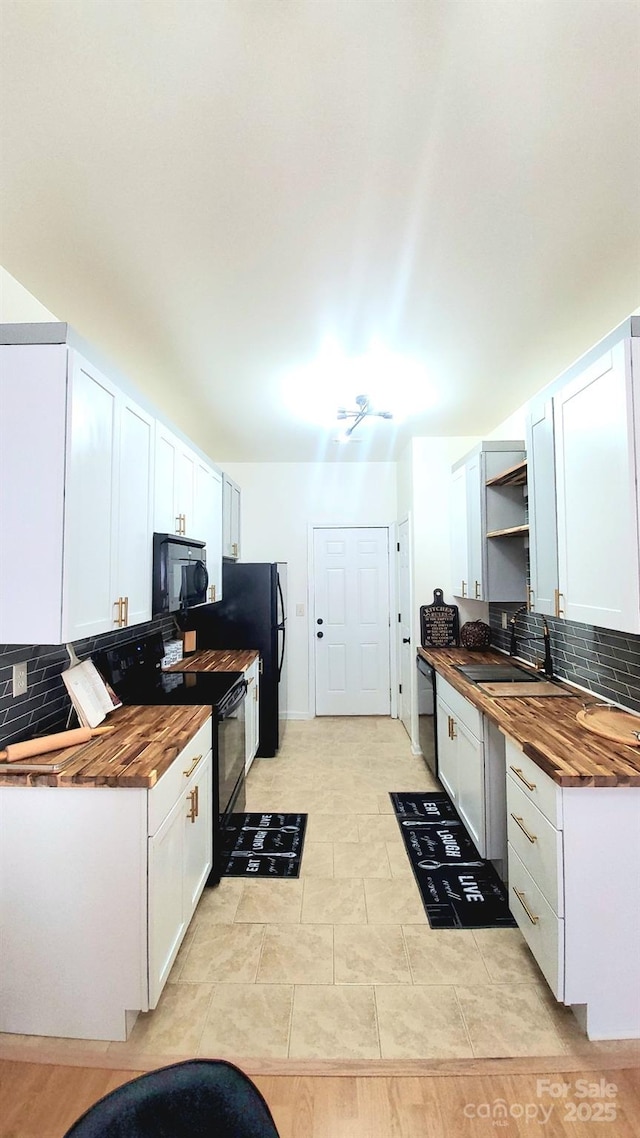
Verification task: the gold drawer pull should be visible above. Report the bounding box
[555,589,564,618]
[513,886,539,925]
[183,753,203,778]
[510,812,537,843]
[509,765,536,792]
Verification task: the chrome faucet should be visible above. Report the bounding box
[509,605,554,679]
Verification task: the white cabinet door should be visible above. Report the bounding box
[148,792,187,1009]
[154,422,197,538]
[455,718,485,855]
[194,459,223,602]
[183,751,213,917]
[466,453,483,601]
[555,341,640,633]
[450,464,468,600]
[176,447,196,537]
[63,353,119,639]
[435,694,457,801]
[526,397,559,617]
[223,474,241,559]
[115,395,154,628]
[244,659,260,773]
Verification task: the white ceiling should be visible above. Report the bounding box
[1,0,639,462]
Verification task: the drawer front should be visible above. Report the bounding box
[508,845,564,1000]
[148,718,212,835]
[436,675,483,740]
[506,778,564,916]
[505,737,562,828]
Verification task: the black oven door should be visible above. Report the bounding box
[217,681,247,825]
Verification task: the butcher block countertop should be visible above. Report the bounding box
[418,646,640,787]
[0,704,211,788]
[166,648,259,673]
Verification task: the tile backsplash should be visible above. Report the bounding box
[0,615,177,748]
[488,604,640,714]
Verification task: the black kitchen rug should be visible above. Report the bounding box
[390,792,517,930]
[221,812,307,878]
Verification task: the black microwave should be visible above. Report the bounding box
[152,533,209,615]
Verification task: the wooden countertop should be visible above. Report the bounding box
[0,704,211,789]
[166,648,259,673]
[418,646,640,787]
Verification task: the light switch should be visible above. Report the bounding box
[296,603,305,617]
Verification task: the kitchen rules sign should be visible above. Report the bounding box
[420,589,460,648]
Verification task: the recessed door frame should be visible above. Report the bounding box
[307,523,398,719]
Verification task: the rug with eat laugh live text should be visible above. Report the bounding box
[221,812,307,878]
[391,792,517,930]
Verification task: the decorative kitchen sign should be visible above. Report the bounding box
[420,588,459,648]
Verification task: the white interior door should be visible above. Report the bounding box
[398,518,412,739]
[313,527,391,716]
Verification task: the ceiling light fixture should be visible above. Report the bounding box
[336,394,393,438]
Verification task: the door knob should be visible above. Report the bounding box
[402,637,410,644]
[317,631,323,638]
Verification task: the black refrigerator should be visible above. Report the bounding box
[192,562,287,757]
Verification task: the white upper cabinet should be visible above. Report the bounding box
[193,458,223,603]
[154,422,196,538]
[0,343,153,643]
[451,442,527,603]
[554,340,639,634]
[222,473,241,560]
[526,397,559,617]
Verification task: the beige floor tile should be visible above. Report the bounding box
[333,840,391,878]
[301,878,367,924]
[305,813,360,842]
[455,983,568,1057]
[299,840,334,878]
[257,924,334,984]
[377,793,396,814]
[356,813,402,843]
[289,985,380,1059]
[403,926,492,984]
[192,879,244,929]
[198,985,293,1059]
[107,983,213,1057]
[181,924,265,983]
[167,925,197,983]
[375,985,473,1059]
[318,791,381,815]
[334,925,411,984]
[364,878,428,924]
[472,927,549,983]
[233,879,303,924]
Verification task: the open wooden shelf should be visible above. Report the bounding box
[486,459,527,487]
[486,523,530,538]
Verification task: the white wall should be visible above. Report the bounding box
[0,267,58,322]
[222,461,397,718]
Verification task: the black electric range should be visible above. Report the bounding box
[94,632,247,885]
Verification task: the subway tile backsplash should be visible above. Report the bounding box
[488,605,640,714]
[0,615,177,748]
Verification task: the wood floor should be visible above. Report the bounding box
[2,1058,639,1138]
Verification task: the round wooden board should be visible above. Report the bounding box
[576,706,640,746]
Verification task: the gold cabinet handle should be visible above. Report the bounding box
[449,715,456,739]
[509,765,536,792]
[123,596,129,627]
[474,580,481,599]
[527,586,534,612]
[183,753,203,778]
[232,542,238,557]
[510,812,537,843]
[513,886,539,925]
[175,515,182,534]
[209,584,217,602]
[259,658,263,674]
[554,589,564,618]
[113,597,126,627]
[461,580,467,598]
[187,787,198,823]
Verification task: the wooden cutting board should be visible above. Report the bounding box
[478,681,574,698]
[577,706,640,746]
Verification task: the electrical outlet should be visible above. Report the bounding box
[12,661,28,697]
[296,603,305,617]
[501,612,508,630]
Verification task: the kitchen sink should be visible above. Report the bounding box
[455,663,543,684]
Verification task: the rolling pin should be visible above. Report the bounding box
[0,725,115,762]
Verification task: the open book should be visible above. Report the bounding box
[62,660,122,729]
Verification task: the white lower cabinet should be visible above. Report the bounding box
[435,675,507,862]
[0,719,212,1041]
[244,657,261,773]
[505,737,640,1040]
